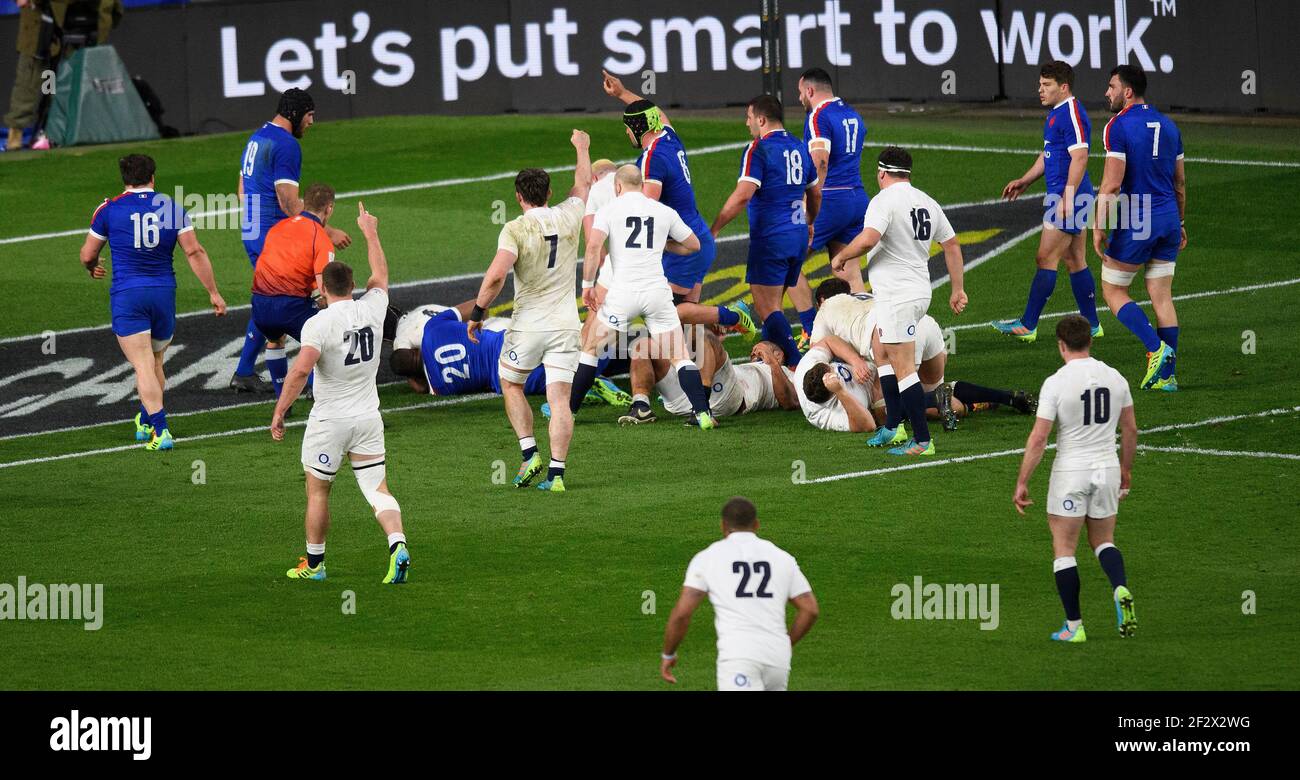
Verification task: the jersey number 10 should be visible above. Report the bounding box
[1080,387,1111,425]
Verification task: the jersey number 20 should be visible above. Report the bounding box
[344,326,375,365]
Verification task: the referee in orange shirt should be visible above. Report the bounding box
[250,183,337,399]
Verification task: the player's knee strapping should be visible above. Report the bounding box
[498,362,533,386]
[354,459,400,517]
[1100,265,1137,286]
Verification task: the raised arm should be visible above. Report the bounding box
[355,201,388,292]
[602,69,671,126]
[569,129,592,202]
[178,230,227,316]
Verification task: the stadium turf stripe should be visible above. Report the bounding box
[951,276,1300,333]
[803,405,1300,483]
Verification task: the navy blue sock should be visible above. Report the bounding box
[307,551,325,568]
[899,376,930,444]
[1097,545,1127,590]
[716,306,739,327]
[546,458,565,481]
[570,356,599,413]
[138,402,149,423]
[1020,269,1057,330]
[1069,268,1099,326]
[519,436,537,462]
[879,366,902,430]
[236,319,265,377]
[1116,301,1161,352]
[149,408,168,435]
[675,363,710,415]
[266,347,288,398]
[1054,560,1082,621]
[953,381,1012,407]
[602,356,629,376]
[761,312,803,367]
[798,307,816,335]
[1156,326,1179,351]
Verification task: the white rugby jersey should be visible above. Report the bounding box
[300,287,388,421]
[497,196,584,333]
[584,171,617,217]
[734,361,791,414]
[591,191,693,291]
[392,305,446,350]
[861,181,954,301]
[1037,356,1133,471]
[683,531,812,669]
[793,345,873,432]
[810,292,876,357]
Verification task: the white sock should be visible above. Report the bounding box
[632,393,650,406]
[1067,619,1082,631]
[386,532,406,549]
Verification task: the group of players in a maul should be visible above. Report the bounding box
[78,60,1184,684]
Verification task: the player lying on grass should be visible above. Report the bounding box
[1014,315,1138,642]
[273,203,410,585]
[387,302,629,408]
[80,153,227,452]
[619,330,799,424]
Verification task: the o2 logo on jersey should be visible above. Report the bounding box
[317,453,330,465]
[508,350,519,362]
[836,365,852,382]
[1063,498,1076,511]
[607,314,620,326]
[907,324,917,337]
[677,150,692,184]
[712,382,723,394]
[734,673,749,688]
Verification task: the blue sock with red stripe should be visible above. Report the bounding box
[1069,268,1099,326]
[1020,269,1057,330]
[1117,302,1161,352]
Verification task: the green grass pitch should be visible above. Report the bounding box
[1,106,1297,689]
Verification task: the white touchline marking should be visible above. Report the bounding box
[803,405,1300,484]
[955,276,1300,333]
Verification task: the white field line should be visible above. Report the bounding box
[804,405,1300,484]
[1137,445,1300,461]
[6,134,1291,248]
[0,196,1015,345]
[953,276,1300,333]
[0,392,495,470]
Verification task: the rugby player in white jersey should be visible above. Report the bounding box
[661,497,819,690]
[620,331,798,423]
[1014,315,1138,642]
[830,146,968,456]
[273,203,409,584]
[466,130,592,492]
[569,165,717,428]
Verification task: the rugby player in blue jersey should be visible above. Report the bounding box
[994,61,1103,343]
[230,89,350,393]
[677,95,818,368]
[80,154,227,451]
[1094,65,1186,391]
[600,70,716,306]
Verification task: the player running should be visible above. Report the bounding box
[80,154,227,451]
[1014,315,1138,641]
[249,183,341,403]
[661,497,819,690]
[570,165,716,428]
[830,147,967,455]
[231,89,350,393]
[274,203,409,584]
[601,70,716,304]
[466,130,592,492]
[620,333,798,424]
[793,67,869,343]
[993,61,1103,342]
[1094,65,1186,391]
[676,95,817,368]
